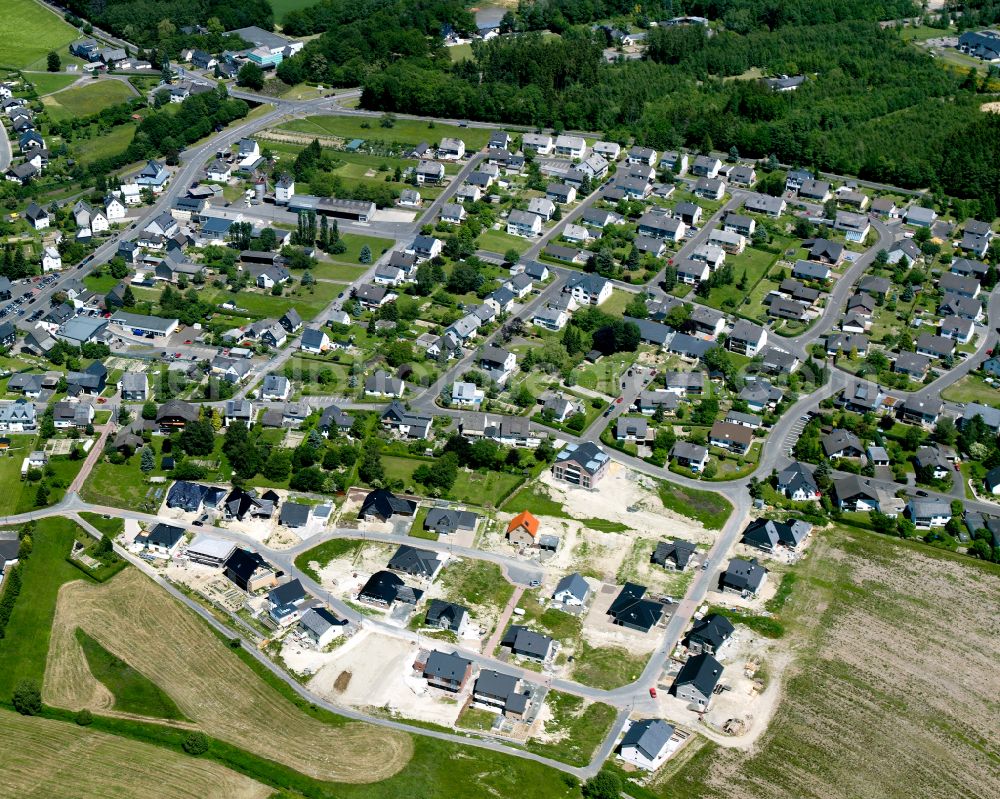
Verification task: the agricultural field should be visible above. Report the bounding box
[0,710,271,799]
[281,115,493,150]
[42,79,134,122]
[1,0,79,70]
[44,568,414,783]
[654,528,1000,799]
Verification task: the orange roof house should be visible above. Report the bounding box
[506,511,540,546]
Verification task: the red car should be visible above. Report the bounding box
[649,687,657,699]
[184,339,192,344]
[615,397,624,404]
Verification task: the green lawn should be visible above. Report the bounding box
[525,691,617,767]
[478,229,533,256]
[941,374,1000,407]
[75,629,186,720]
[1,0,79,69]
[28,71,79,96]
[74,123,136,165]
[311,261,368,282]
[571,643,648,690]
[598,288,633,317]
[42,79,134,122]
[657,480,733,530]
[78,512,125,539]
[501,483,569,517]
[281,115,492,150]
[0,518,84,700]
[331,233,393,266]
[84,273,120,294]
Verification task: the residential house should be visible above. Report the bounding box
[299,607,346,648]
[742,518,812,551]
[908,498,951,529]
[723,213,755,237]
[798,178,831,201]
[915,333,956,360]
[898,396,941,425]
[425,600,472,636]
[823,429,864,459]
[564,273,612,306]
[260,374,290,401]
[506,209,542,237]
[500,625,554,662]
[619,719,675,771]
[671,442,708,473]
[607,582,663,632]
[894,351,932,379]
[685,614,735,656]
[694,176,725,200]
[833,475,882,512]
[904,205,937,227]
[135,523,185,558]
[651,539,697,571]
[119,371,148,401]
[834,210,870,242]
[365,370,404,397]
[388,545,443,580]
[777,462,820,501]
[727,320,767,357]
[792,260,831,282]
[268,579,309,626]
[381,400,431,438]
[552,573,590,606]
[479,346,516,385]
[743,192,785,217]
[552,442,610,488]
[506,511,540,547]
[424,509,478,537]
[473,670,530,718]
[671,653,723,708]
[707,228,745,254]
[719,558,768,595]
[358,489,417,522]
[709,421,753,454]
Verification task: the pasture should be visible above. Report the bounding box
[1,0,79,70]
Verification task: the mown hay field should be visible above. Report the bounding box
[45,568,413,783]
[0,708,270,799]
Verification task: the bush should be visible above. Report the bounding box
[12,679,42,716]
[75,709,94,726]
[182,731,210,755]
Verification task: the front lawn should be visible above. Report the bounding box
[478,229,534,256]
[571,643,648,690]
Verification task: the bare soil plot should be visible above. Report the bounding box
[44,569,413,783]
[0,709,270,799]
[653,528,1000,799]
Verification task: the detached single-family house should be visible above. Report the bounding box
[671,653,723,708]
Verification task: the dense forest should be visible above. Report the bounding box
[351,14,1000,215]
[62,0,272,46]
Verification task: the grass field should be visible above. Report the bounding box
[28,71,79,95]
[653,528,1000,799]
[448,42,474,62]
[75,123,136,165]
[478,228,533,256]
[42,80,134,122]
[271,0,318,22]
[75,629,186,720]
[0,710,271,799]
[941,374,1000,406]
[571,643,647,690]
[78,512,125,539]
[657,480,732,530]
[439,560,514,614]
[0,518,85,700]
[574,350,638,395]
[281,115,492,150]
[331,232,393,266]
[501,483,569,517]
[1,0,79,69]
[45,568,414,783]
[380,455,522,507]
[0,435,36,514]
